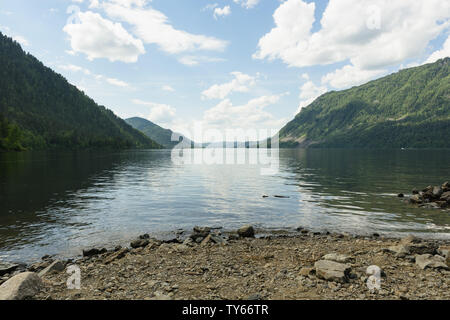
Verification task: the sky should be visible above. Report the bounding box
[0,0,449,141]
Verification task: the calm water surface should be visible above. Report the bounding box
[1,149,449,263]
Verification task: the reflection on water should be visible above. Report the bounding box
[0,149,449,263]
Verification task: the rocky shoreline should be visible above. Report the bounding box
[1,225,449,300]
[400,181,450,209]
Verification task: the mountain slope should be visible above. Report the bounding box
[0,32,162,151]
[279,58,450,148]
[125,117,190,148]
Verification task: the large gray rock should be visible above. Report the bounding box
[190,227,211,242]
[415,254,449,270]
[437,246,450,259]
[82,248,107,257]
[409,242,438,255]
[387,236,437,256]
[322,253,353,263]
[193,226,211,234]
[442,181,449,192]
[0,262,19,276]
[130,239,150,249]
[38,260,65,278]
[237,225,255,238]
[432,186,443,198]
[440,191,450,203]
[103,248,129,265]
[0,272,43,300]
[400,235,420,245]
[386,244,411,257]
[314,260,351,283]
[409,194,423,204]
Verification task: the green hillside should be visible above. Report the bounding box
[279,58,450,148]
[126,117,189,149]
[0,32,162,151]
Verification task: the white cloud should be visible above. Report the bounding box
[105,77,129,87]
[63,11,145,63]
[57,64,130,88]
[214,6,231,19]
[254,0,450,70]
[162,85,175,92]
[12,35,29,47]
[202,72,257,100]
[233,0,260,9]
[132,99,177,124]
[199,94,288,139]
[203,3,218,11]
[89,0,100,8]
[178,55,226,66]
[297,80,327,114]
[425,36,450,64]
[102,1,228,54]
[321,65,387,89]
[58,64,91,75]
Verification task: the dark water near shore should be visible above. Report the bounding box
[1,149,449,263]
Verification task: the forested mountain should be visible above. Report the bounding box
[279,58,450,148]
[125,117,191,148]
[0,32,161,151]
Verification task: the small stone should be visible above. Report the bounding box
[27,261,50,273]
[409,194,423,204]
[247,294,262,300]
[415,254,449,270]
[0,272,43,300]
[193,226,211,234]
[130,239,150,249]
[82,248,107,257]
[150,291,172,300]
[299,267,315,277]
[237,225,255,238]
[200,234,213,246]
[400,235,420,245]
[440,191,450,203]
[183,237,194,247]
[438,246,450,258]
[0,262,19,276]
[386,244,410,257]
[432,186,443,198]
[210,234,227,245]
[442,181,449,192]
[38,260,65,278]
[190,227,211,241]
[104,248,129,265]
[314,260,351,283]
[322,253,353,263]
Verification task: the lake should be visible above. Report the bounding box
[1,148,449,263]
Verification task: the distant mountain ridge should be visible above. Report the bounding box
[0,32,162,151]
[279,58,450,148]
[125,117,192,149]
